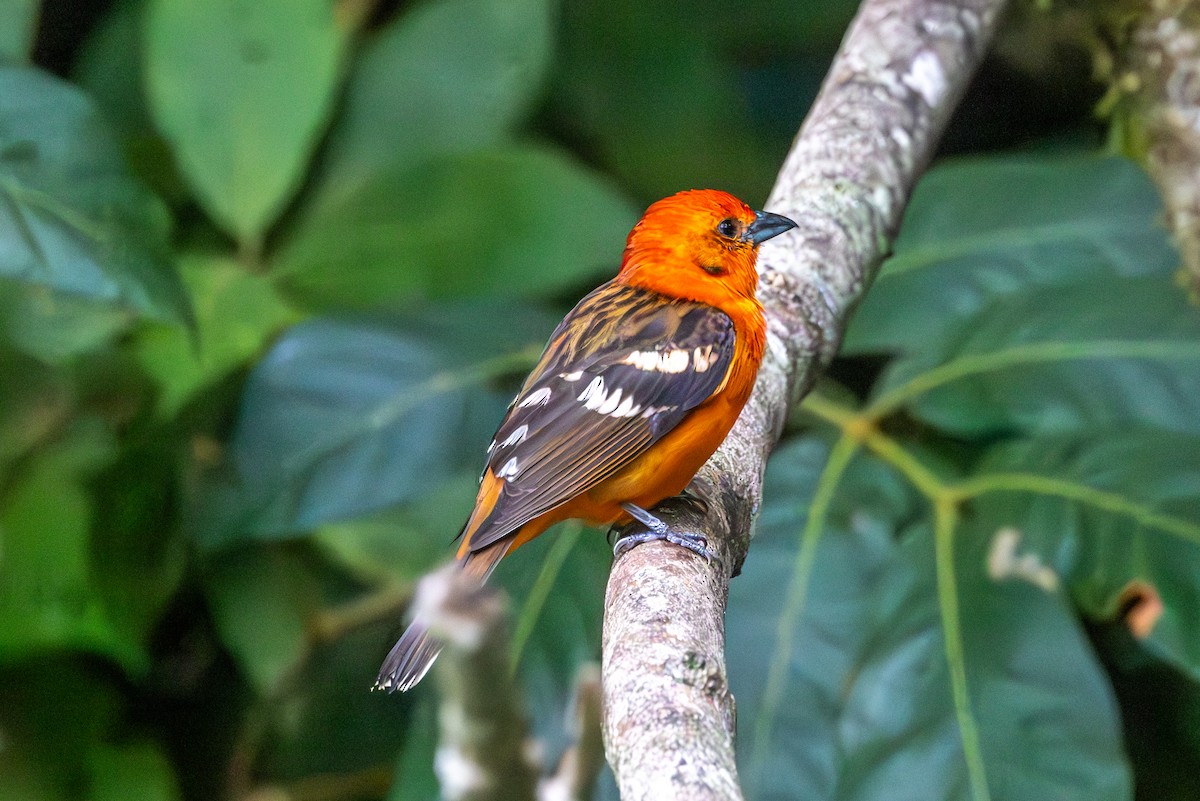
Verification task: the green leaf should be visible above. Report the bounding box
[193,302,553,548]
[135,252,296,418]
[971,432,1200,677]
[89,741,181,801]
[845,156,1176,355]
[278,146,637,310]
[386,697,439,801]
[144,0,350,246]
[262,619,414,779]
[495,525,609,750]
[89,439,189,645]
[72,0,149,141]
[73,0,186,207]
[729,436,1131,801]
[0,65,191,323]
[314,473,478,585]
[550,0,778,201]
[868,277,1200,435]
[311,0,553,212]
[0,347,72,468]
[204,545,317,692]
[0,0,38,62]
[0,420,144,672]
[0,279,133,363]
[0,660,120,801]
[953,514,1132,801]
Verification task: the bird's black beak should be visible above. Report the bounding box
[746,209,798,244]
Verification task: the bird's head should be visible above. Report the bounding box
[616,189,797,307]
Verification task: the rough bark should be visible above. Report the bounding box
[600,1,1009,798]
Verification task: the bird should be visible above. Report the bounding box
[374,189,796,692]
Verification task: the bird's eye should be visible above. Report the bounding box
[716,219,738,238]
[702,264,726,276]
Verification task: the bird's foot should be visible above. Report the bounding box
[612,502,717,562]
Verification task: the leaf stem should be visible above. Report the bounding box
[933,498,991,801]
[959,472,1200,546]
[866,340,1200,418]
[747,433,859,784]
[510,522,583,673]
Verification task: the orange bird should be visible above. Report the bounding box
[375,189,796,691]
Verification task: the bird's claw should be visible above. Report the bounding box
[612,527,716,561]
[613,501,716,561]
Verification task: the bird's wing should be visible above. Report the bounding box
[462,281,735,551]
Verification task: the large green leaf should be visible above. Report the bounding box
[728,437,1131,801]
[971,432,1200,677]
[868,277,1200,435]
[144,0,350,246]
[135,252,296,418]
[278,146,637,310]
[193,303,554,548]
[844,156,1176,355]
[0,65,191,323]
[310,0,553,212]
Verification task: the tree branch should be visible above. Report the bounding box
[600,1,1009,798]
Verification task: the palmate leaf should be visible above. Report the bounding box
[0,65,191,324]
[773,151,1200,801]
[868,276,1200,435]
[844,156,1175,355]
[727,437,1131,801]
[969,432,1200,676]
[193,302,556,549]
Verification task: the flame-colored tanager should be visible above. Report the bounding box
[376,189,796,691]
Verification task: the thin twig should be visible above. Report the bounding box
[540,664,606,801]
[418,565,539,801]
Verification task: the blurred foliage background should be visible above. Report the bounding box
[2,0,1199,800]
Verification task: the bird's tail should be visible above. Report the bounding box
[373,539,511,692]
